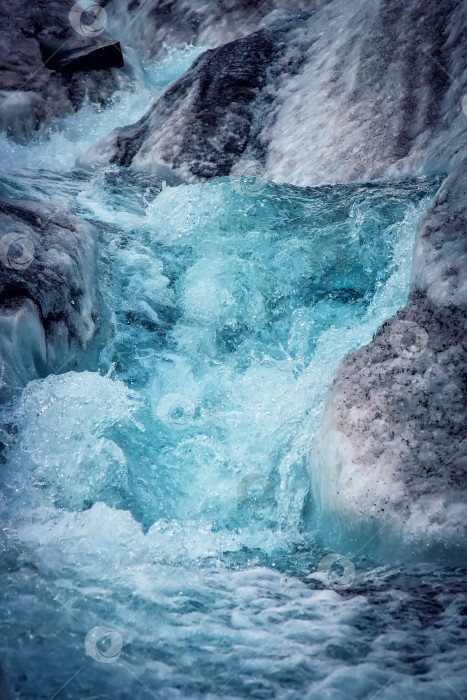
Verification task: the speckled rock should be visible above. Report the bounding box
[310,160,467,558]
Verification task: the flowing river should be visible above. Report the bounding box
[0,48,465,700]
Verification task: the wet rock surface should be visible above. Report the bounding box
[104,0,328,60]
[39,36,124,74]
[0,197,103,398]
[78,13,311,176]
[0,0,126,141]
[81,20,306,178]
[83,0,467,186]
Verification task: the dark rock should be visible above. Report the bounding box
[0,197,104,400]
[82,0,467,187]
[78,15,309,176]
[39,37,124,74]
[0,0,126,142]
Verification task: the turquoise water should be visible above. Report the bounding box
[0,51,466,700]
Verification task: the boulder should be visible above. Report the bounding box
[80,0,467,186]
[0,0,126,142]
[0,198,104,401]
[309,161,467,558]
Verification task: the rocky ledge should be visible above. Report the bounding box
[82,0,466,186]
[310,161,467,558]
[0,197,103,401]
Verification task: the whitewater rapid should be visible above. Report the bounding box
[0,46,466,700]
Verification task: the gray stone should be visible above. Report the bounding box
[0,198,104,400]
[310,161,467,558]
[81,0,467,186]
[0,0,127,141]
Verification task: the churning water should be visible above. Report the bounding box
[0,49,465,700]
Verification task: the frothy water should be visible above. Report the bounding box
[0,45,204,173]
[0,50,465,700]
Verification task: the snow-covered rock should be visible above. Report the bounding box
[81,0,467,186]
[310,161,467,558]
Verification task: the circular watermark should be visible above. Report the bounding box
[0,232,34,270]
[69,1,107,38]
[156,393,197,431]
[389,321,428,359]
[314,241,339,270]
[237,473,275,509]
[320,248,339,269]
[135,348,157,361]
[231,160,267,198]
[85,626,122,663]
[313,237,343,272]
[317,553,355,590]
[462,94,467,117]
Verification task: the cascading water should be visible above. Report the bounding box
[0,49,465,700]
